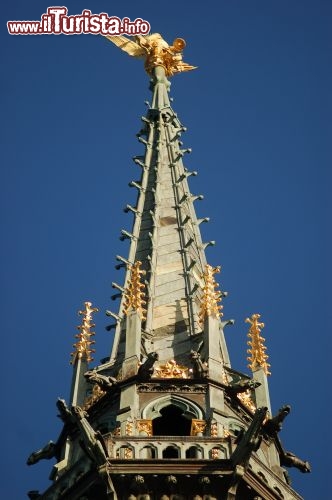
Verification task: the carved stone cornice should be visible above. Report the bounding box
[137,382,207,393]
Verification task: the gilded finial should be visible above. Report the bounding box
[105,33,197,77]
[70,302,98,365]
[123,261,147,320]
[246,313,271,375]
[199,264,224,324]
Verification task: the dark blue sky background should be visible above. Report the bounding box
[2,1,331,498]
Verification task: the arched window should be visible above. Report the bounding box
[162,445,180,458]
[140,446,156,459]
[142,394,204,437]
[186,446,203,458]
[142,395,204,437]
[274,486,284,498]
[257,471,268,484]
[153,405,191,436]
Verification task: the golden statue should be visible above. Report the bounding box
[105,33,197,77]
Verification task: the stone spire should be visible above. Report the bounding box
[27,35,311,500]
[106,64,230,386]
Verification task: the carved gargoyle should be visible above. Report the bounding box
[84,369,117,390]
[69,405,117,494]
[280,450,311,473]
[27,441,57,466]
[263,404,291,437]
[228,407,268,500]
[56,398,75,426]
[274,421,311,475]
[227,378,261,394]
[137,351,159,380]
[230,406,268,468]
[27,491,41,499]
[71,405,109,467]
[190,350,208,378]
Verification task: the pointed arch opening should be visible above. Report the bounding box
[142,395,204,437]
[153,404,191,436]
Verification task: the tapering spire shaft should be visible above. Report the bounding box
[110,66,229,381]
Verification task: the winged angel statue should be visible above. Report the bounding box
[105,33,197,77]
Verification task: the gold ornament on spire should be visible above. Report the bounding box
[237,390,257,414]
[105,33,197,77]
[153,359,190,379]
[123,261,147,320]
[246,313,271,375]
[70,302,98,365]
[198,264,224,324]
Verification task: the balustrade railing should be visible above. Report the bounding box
[103,435,231,460]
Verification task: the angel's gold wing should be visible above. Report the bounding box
[104,35,146,58]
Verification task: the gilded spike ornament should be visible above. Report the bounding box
[105,33,197,77]
[70,302,98,365]
[246,313,271,375]
[123,261,147,320]
[199,264,224,324]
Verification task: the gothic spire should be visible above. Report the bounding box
[27,34,311,500]
[105,62,231,381]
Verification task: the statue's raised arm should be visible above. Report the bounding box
[105,33,197,77]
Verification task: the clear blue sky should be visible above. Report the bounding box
[2,1,331,498]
